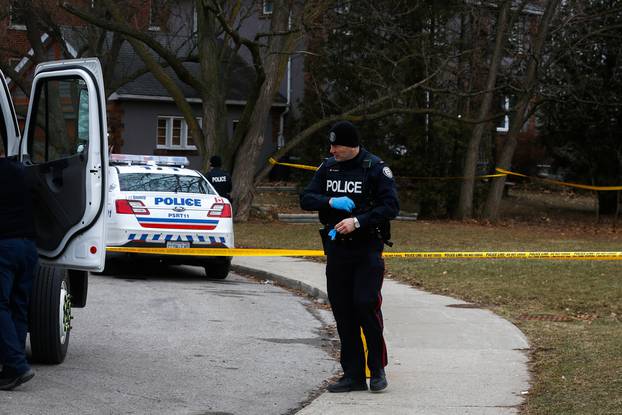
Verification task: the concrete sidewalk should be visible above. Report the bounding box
[232,257,530,415]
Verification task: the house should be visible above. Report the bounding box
[0,0,305,172]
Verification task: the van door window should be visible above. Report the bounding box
[29,78,89,163]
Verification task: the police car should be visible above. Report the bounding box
[105,154,234,279]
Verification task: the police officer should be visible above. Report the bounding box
[205,155,232,200]
[0,145,37,390]
[300,121,399,393]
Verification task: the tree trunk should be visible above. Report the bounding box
[483,0,561,220]
[456,1,511,219]
[198,3,228,171]
[231,73,283,220]
[598,191,618,215]
[231,1,299,220]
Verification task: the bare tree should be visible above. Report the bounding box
[456,0,521,219]
[64,0,332,220]
[0,0,147,101]
[483,0,562,220]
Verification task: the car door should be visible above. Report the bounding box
[0,58,108,271]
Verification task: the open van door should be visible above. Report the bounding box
[0,58,108,364]
[20,58,108,271]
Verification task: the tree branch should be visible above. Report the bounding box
[62,1,204,93]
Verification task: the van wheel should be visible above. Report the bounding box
[30,265,71,364]
[204,258,231,280]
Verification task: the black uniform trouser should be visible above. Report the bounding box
[325,238,387,380]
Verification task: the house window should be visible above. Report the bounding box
[156,116,198,150]
[335,0,351,14]
[496,96,510,133]
[9,5,26,30]
[262,0,273,15]
[510,16,528,53]
[149,0,162,31]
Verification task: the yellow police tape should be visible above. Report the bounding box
[268,157,319,172]
[106,246,622,260]
[267,157,622,191]
[496,168,622,191]
[268,157,507,180]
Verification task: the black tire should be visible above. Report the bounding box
[29,265,71,364]
[100,258,118,275]
[204,258,231,280]
[94,254,118,275]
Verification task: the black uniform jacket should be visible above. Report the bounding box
[205,168,232,200]
[300,148,399,233]
[0,157,36,240]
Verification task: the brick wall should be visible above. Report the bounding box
[107,101,125,153]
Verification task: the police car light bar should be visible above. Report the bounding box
[110,154,190,167]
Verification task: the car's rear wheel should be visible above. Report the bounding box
[30,265,71,364]
[204,258,231,279]
[100,257,119,275]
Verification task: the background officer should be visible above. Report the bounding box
[300,120,399,393]
[205,155,232,200]
[0,144,37,390]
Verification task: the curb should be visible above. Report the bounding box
[278,213,320,223]
[231,264,328,302]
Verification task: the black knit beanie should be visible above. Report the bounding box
[209,155,222,167]
[328,121,360,147]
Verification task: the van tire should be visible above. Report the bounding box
[29,265,71,364]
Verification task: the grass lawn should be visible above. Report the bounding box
[236,187,622,414]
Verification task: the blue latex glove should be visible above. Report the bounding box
[328,229,338,240]
[329,196,355,212]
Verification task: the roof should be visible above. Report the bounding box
[15,28,286,105]
[108,35,286,105]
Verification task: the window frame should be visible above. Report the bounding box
[496,96,510,133]
[9,5,27,30]
[262,0,273,15]
[156,115,199,150]
[149,0,161,31]
[335,0,351,14]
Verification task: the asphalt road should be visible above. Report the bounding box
[0,264,336,415]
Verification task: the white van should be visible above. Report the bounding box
[0,58,108,364]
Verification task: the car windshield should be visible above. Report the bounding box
[119,172,214,194]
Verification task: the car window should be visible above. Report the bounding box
[118,172,215,194]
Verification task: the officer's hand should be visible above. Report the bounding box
[329,196,355,212]
[328,229,338,240]
[335,218,356,235]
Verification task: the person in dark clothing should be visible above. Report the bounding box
[300,121,399,393]
[0,146,38,391]
[205,155,232,200]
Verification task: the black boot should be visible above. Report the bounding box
[327,375,368,393]
[370,369,388,392]
[0,368,35,391]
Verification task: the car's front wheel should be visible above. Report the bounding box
[204,257,231,279]
[29,265,72,364]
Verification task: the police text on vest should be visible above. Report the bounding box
[326,180,362,194]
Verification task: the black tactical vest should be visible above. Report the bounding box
[319,153,381,227]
